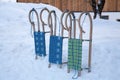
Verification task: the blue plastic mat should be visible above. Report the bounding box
[34,32,46,56]
[49,36,63,64]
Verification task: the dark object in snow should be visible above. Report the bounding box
[116,19,120,22]
[100,15,109,20]
[90,0,105,19]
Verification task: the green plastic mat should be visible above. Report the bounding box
[68,38,82,71]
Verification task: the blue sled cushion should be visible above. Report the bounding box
[34,32,46,56]
[49,36,63,64]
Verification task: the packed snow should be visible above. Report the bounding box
[0,0,16,2]
[0,2,120,80]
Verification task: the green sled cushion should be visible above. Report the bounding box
[68,38,82,71]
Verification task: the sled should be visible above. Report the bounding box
[65,11,82,77]
[29,8,50,59]
[66,11,93,77]
[48,10,63,68]
[78,12,93,72]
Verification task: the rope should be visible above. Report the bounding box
[81,13,87,27]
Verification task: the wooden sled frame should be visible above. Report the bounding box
[66,11,82,76]
[29,8,50,59]
[48,10,64,68]
[78,12,93,72]
[66,11,93,77]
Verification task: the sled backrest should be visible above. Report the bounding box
[60,9,69,37]
[40,8,50,32]
[48,10,57,36]
[29,8,40,32]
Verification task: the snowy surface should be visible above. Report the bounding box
[0,2,120,80]
[0,0,16,2]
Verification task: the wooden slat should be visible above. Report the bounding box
[55,0,62,11]
[73,0,78,11]
[103,0,117,11]
[47,0,50,4]
[76,0,81,11]
[61,0,67,11]
[40,0,49,4]
[86,0,92,11]
[26,0,34,3]
[17,0,25,2]
[75,0,79,11]
[117,0,120,11]
[79,0,87,11]
[49,0,55,6]
[67,0,73,11]
[102,0,107,11]
[34,0,40,3]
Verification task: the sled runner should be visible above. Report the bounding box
[29,8,50,59]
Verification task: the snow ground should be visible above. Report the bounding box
[0,2,120,80]
[0,0,16,2]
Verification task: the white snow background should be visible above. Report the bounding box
[0,2,120,80]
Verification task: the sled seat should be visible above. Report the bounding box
[49,36,63,64]
[34,32,46,56]
[68,39,82,71]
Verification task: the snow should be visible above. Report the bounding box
[0,2,120,80]
[0,0,16,2]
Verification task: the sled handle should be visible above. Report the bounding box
[60,9,69,37]
[61,9,69,30]
[78,12,93,72]
[48,10,57,36]
[65,11,75,38]
[29,8,40,32]
[40,8,50,32]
